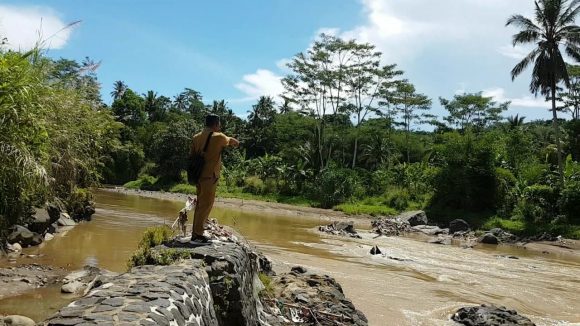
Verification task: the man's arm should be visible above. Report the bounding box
[227,137,240,148]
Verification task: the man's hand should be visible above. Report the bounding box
[228,137,240,148]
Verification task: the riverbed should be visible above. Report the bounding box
[1,189,579,325]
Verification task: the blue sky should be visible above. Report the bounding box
[0,0,567,122]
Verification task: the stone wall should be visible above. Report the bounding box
[45,262,217,326]
[44,240,267,326]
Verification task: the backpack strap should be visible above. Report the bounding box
[202,132,214,154]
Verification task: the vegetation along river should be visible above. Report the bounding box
[1,189,579,325]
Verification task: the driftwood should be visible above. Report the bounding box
[267,299,354,323]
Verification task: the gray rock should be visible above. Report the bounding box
[429,236,452,245]
[452,304,535,326]
[27,207,52,234]
[44,233,54,241]
[61,281,85,294]
[370,245,382,255]
[449,219,470,234]
[489,228,504,236]
[480,233,499,245]
[291,266,307,274]
[3,315,35,326]
[397,210,428,226]
[7,225,43,247]
[412,225,447,236]
[57,215,77,227]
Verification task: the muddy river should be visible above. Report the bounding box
[1,189,579,325]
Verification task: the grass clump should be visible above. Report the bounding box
[335,203,397,216]
[258,272,275,296]
[127,226,190,269]
[169,183,196,194]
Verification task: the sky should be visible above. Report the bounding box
[0,0,567,122]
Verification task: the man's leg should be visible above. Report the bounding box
[192,177,218,239]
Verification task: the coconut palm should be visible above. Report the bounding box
[110,80,127,100]
[507,114,526,129]
[506,0,580,182]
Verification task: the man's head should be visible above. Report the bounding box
[205,114,221,131]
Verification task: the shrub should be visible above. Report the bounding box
[169,183,197,194]
[495,168,517,217]
[518,184,559,222]
[384,187,411,211]
[138,225,174,250]
[243,176,266,194]
[258,272,275,296]
[66,188,93,218]
[124,174,157,190]
[309,168,362,208]
[559,181,580,222]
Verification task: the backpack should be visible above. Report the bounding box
[187,132,213,184]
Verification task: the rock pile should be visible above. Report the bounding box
[452,304,536,326]
[318,221,362,239]
[371,218,411,236]
[261,266,368,326]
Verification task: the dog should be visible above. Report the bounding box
[174,196,197,237]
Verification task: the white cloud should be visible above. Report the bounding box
[498,45,529,60]
[0,5,73,50]
[482,87,550,109]
[234,69,284,102]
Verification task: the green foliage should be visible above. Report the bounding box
[0,49,120,238]
[309,168,364,208]
[138,225,174,250]
[429,132,497,213]
[150,119,198,181]
[518,184,559,222]
[169,183,197,194]
[124,174,158,190]
[559,181,580,222]
[335,202,397,216]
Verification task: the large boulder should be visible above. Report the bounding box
[452,304,535,326]
[57,213,76,227]
[26,208,51,234]
[411,225,448,236]
[479,233,499,245]
[7,225,43,247]
[397,210,428,226]
[449,219,470,234]
[3,315,36,326]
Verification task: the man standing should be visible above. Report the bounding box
[190,114,239,242]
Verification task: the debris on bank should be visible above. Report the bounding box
[318,221,362,239]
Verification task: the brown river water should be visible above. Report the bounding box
[0,189,579,325]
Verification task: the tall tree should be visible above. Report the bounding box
[390,81,432,163]
[559,64,580,119]
[439,92,508,130]
[111,80,127,100]
[506,0,580,181]
[246,96,278,157]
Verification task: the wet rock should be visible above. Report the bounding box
[412,225,447,236]
[27,207,53,234]
[318,221,362,239]
[7,225,43,247]
[7,243,22,253]
[452,304,535,326]
[44,233,54,241]
[61,280,85,294]
[370,246,382,255]
[449,219,470,234]
[3,315,36,326]
[57,214,77,227]
[291,266,308,274]
[61,265,117,295]
[397,210,428,226]
[429,236,452,245]
[480,233,499,245]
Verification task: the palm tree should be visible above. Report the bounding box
[507,114,526,129]
[110,81,127,100]
[506,0,580,182]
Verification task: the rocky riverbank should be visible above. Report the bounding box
[40,220,369,326]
